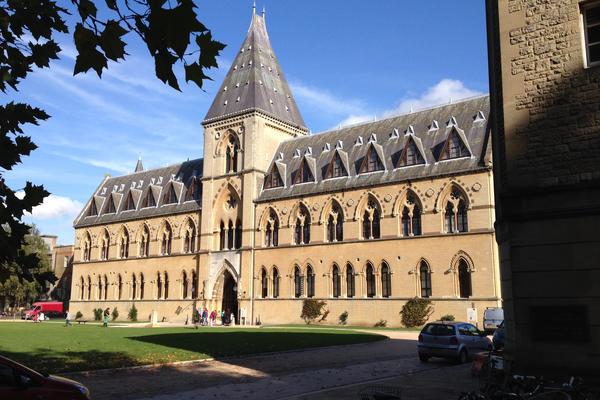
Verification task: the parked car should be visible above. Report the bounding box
[418,321,492,363]
[482,307,504,335]
[22,302,64,320]
[492,321,505,350]
[0,355,90,399]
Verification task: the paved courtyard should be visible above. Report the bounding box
[71,330,478,400]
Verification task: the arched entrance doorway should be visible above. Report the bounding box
[221,270,238,324]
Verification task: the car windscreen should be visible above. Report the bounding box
[423,324,455,336]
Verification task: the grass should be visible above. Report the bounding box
[264,323,421,331]
[0,322,385,373]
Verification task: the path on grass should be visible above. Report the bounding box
[73,330,444,400]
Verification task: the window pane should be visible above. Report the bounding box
[589,43,600,63]
[588,25,600,44]
[586,6,600,25]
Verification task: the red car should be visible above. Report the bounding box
[0,355,90,399]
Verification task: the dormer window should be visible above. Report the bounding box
[440,130,470,160]
[123,192,135,211]
[264,166,283,189]
[359,145,384,173]
[163,184,178,205]
[87,200,98,217]
[142,189,156,208]
[104,195,116,214]
[293,158,314,184]
[324,152,347,179]
[398,139,425,167]
[185,177,202,201]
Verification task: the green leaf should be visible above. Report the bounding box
[99,20,128,61]
[196,32,226,69]
[184,62,210,89]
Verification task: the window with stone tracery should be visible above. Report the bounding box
[420,261,432,298]
[272,268,280,298]
[161,223,172,255]
[82,233,92,262]
[183,222,196,253]
[119,229,129,259]
[366,263,376,298]
[100,230,110,260]
[362,198,381,240]
[444,186,468,233]
[381,262,391,298]
[293,204,311,245]
[306,265,315,298]
[326,201,344,242]
[261,268,268,298]
[401,192,422,236]
[458,259,472,298]
[140,225,150,257]
[346,263,355,298]
[225,134,240,173]
[294,265,302,298]
[332,264,341,298]
[265,209,279,247]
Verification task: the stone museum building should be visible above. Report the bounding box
[69,11,501,325]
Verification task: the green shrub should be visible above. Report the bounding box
[93,308,102,321]
[111,307,119,321]
[339,311,349,325]
[374,319,387,328]
[300,299,327,324]
[440,314,455,321]
[128,305,138,322]
[75,311,83,320]
[400,298,434,328]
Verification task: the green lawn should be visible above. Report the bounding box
[265,323,421,331]
[0,322,385,373]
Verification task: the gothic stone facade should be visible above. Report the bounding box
[70,13,501,326]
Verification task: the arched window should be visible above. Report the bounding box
[401,192,422,236]
[261,268,268,298]
[191,270,197,298]
[117,274,123,300]
[139,274,145,300]
[184,221,196,253]
[294,204,311,245]
[87,276,92,300]
[366,263,376,298]
[103,275,108,300]
[445,186,468,233]
[225,134,240,173]
[83,233,92,262]
[140,225,150,257]
[120,229,129,259]
[362,199,381,240]
[156,272,162,299]
[272,268,280,299]
[294,266,302,298]
[235,219,242,249]
[326,201,344,242]
[97,275,102,300]
[161,223,172,255]
[265,209,279,247]
[420,261,432,298]
[306,265,315,298]
[381,262,391,298]
[164,272,169,299]
[458,259,472,298]
[332,264,341,298]
[227,220,234,249]
[219,220,226,250]
[80,277,85,300]
[131,273,137,300]
[101,229,110,260]
[182,271,189,299]
[346,263,355,298]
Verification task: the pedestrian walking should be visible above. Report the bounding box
[103,307,110,328]
[230,311,235,326]
[220,309,224,326]
[209,310,216,326]
[202,308,208,326]
[39,312,45,322]
[65,310,72,327]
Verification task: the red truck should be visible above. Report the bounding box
[23,302,64,320]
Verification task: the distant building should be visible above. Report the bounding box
[487,0,600,375]
[41,235,73,302]
[69,10,501,325]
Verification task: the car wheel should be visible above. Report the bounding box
[458,349,468,364]
[419,354,429,362]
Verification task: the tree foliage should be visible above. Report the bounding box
[0,0,225,284]
[400,298,434,328]
[300,299,327,324]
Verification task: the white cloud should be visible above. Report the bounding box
[336,114,375,128]
[290,81,365,116]
[22,194,83,220]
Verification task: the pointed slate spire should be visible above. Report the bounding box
[203,11,306,129]
[135,156,144,172]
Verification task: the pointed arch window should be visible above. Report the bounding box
[87,200,98,216]
[398,139,425,167]
[381,262,391,298]
[163,184,178,205]
[346,263,355,298]
[332,264,341,298]
[294,266,302,298]
[227,220,234,249]
[191,271,198,299]
[182,271,189,299]
[184,222,196,253]
[359,145,384,173]
[401,192,422,236]
[235,219,242,249]
[272,268,280,299]
[103,275,108,300]
[261,268,268,298]
[440,130,470,160]
[139,273,145,300]
[326,201,344,242]
[104,195,117,214]
[142,189,156,208]
[362,199,381,240]
[79,277,85,300]
[293,158,314,184]
[87,276,92,300]
[100,230,110,260]
[185,177,202,202]
[420,261,432,298]
[306,265,315,298]
[324,152,347,179]
[140,225,150,257]
[265,209,279,247]
[123,192,135,211]
[225,134,240,173]
[366,263,376,298]
[131,273,137,300]
[458,259,472,298]
[264,166,283,189]
[161,223,172,255]
[444,187,468,233]
[83,233,92,262]
[117,274,123,300]
[164,272,170,299]
[97,275,102,301]
[156,272,163,299]
[294,204,311,245]
[120,230,129,259]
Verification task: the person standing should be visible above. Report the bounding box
[230,311,235,326]
[65,310,72,327]
[220,309,225,326]
[103,307,110,328]
[202,308,208,326]
[209,310,216,327]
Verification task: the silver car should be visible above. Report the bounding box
[417,321,492,363]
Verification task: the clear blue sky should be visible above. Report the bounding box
[5,1,489,244]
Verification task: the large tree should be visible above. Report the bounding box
[0,0,225,284]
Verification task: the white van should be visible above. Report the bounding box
[483,307,504,334]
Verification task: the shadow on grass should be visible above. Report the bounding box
[127,330,385,359]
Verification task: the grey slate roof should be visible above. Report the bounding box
[74,159,203,228]
[202,13,306,129]
[257,96,491,202]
